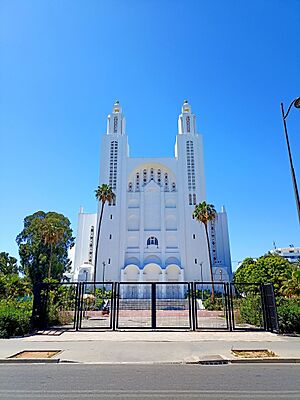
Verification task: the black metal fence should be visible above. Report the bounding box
[31,281,279,332]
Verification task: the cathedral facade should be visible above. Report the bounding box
[70,101,232,287]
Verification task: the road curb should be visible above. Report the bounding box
[0,358,60,364]
[0,357,299,365]
[230,358,300,364]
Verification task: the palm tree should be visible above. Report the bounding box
[42,222,65,280]
[193,201,217,302]
[279,269,300,298]
[94,184,115,285]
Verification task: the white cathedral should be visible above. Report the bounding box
[69,101,232,288]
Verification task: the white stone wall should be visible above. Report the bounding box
[72,101,232,283]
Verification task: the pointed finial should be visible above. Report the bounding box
[113,100,121,113]
[182,100,191,113]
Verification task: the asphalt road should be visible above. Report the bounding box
[0,364,299,399]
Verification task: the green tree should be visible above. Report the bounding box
[0,274,31,300]
[0,252,20,275]
[193,201,217,302]
[234,254,294,296]
[94,184,115,284]
[16,211,74,286]
[280,268,300,298]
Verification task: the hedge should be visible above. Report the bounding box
[0,299,32,338]
[276,297,300,334]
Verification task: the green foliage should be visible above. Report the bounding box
[185,289,211,300]
[193,201,217,301]
[234,254,294,296]
[0,273,32,300]
[0,252,21,275]
[239,295,263,327]
[0,299,32,338]
[193,201,217,225]
[94,184,116,283]
[16,211,74,285]
[95,184,116,204]
[279,269,300,298]
[203,296,224,311]
[277,297,300,334]
[44,284,77,327]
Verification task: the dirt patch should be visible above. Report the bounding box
[231,349,277,358]
[9,350,61,359]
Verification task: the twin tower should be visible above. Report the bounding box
[70,101,232,295]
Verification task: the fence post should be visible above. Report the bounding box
[151,283,156,329]
[228,283,234,331]
[112,282,117,331]
[190,282,196,331]
[224,283,231,331]
[260,283,268,331]
[75,283,82,331]
[262,283,279,333]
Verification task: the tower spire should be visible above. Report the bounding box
[107,100,126,135]
[178,100,196,135]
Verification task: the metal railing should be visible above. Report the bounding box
[31,281,278,333]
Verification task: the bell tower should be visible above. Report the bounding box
[178,100,196,135]
[97,101,129,281]
[107,100,126,135]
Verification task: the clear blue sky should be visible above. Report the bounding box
[1,0,299,269]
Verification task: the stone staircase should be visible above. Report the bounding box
[118,298,189,310]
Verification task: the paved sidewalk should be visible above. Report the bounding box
[0,331,299,363]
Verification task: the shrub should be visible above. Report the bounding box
[276,297,300,334]
[239,295,263,327]
[203,297,224,311]
[0,299,32,338]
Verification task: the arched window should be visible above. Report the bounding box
[147,236,158,247]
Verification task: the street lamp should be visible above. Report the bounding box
[102,261,106,292]
[281,97,300,223]
[199,261,204,301]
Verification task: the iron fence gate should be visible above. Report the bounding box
[116,282,192,330]
[193,282,230,330]
[31,281,278,332]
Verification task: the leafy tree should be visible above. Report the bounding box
[279,269,300,298]
[234,254,294,296]
[0,274,31,300]
[0,252,20,275]
[16,211,74,286]
[193,201,217,301]
[94,184,115,284]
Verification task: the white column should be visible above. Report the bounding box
[120,269,125,298]
[161,269,167,299]
[160,187,165,267]
[180,269,185,299]
[138,269,144,298]
[139,189,144,267]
